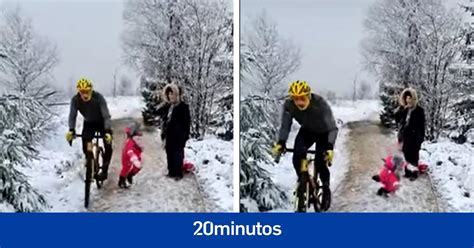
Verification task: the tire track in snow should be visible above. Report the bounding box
[87,118,211,212]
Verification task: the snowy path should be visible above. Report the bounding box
[331,121,441,212]
[88,118,211,212]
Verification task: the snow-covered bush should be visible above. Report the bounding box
[240,95,288,212]
[0,95,52,211]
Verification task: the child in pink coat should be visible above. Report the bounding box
[119,122,143,189]
[372,155,404,197]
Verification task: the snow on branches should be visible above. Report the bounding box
[0,95,53,211]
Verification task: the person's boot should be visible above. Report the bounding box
[118,176,129,189]
[126,174,133,185]
[321,185,331,211]
[377,187,389,197]
[372,175,380,182]
[174,174,183,181]
[404,163,419,181]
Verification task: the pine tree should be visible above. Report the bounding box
[140,77,163,126]
[140,76,171,128]
[240,95,288,212]
[379,82,404,128]
[0,95,52,212]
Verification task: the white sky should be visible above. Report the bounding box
[241,0,464,97]
[1,0,137,96]
[241,0,377,97]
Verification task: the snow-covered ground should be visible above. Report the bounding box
[270,100,381,211]
[19,96,143,212]
[13,95,233,212]
[420,141,474,212]
[185,137,233,212]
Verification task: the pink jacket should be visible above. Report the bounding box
[379,156,402,193]
[120,138,143,177]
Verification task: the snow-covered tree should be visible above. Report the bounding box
[123,0,233,138]
[0,5,58,100]
[140,76,164,126]
[209,92,233,141]
[0,95,52,212]
[363,0,424,126]
[240,96,288,212]
[446,1,474,144]
[378,82,404,127]
[363,0,466,140]
[242,11,301,96]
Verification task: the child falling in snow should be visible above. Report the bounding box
[372,155,404,197]
[119,122,143,189]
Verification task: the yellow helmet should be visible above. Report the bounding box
[76,78,93,92]
[289,80,311,97]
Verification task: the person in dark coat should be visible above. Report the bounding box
[395,88,425,180]
[156,83,191,180]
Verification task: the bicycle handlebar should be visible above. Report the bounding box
[68,134,103,146]
[74,134,103,138]
[284,148,316,154]
[274,148,316,163]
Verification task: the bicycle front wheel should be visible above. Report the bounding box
[294,178,308,213]
[84,161,92,208]
[94,149,103,189]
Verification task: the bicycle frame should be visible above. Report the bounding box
[74,132,104,208]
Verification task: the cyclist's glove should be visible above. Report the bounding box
[66,129,75,144]
[324,150,334,166]
[104,129,113,144]
[272,140,286,157]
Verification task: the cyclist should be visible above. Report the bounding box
[66,78,113,181]
[272,80,338,211]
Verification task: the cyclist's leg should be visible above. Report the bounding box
[82,122,94,177]
[315,132,331,210]
[292,128,315,180]
[314,132,330,186]
[98,124,113,179]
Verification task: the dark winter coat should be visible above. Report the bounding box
[278,93,338,147]
[68,91,112,130]
[157,84,191,149]
[395,88,425,165]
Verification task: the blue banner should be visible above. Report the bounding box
[0,213,472,247]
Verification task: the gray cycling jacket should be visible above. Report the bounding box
[68,91,112,130]
[278,93,338,147]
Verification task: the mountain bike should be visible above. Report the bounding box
[275,149,330,212]
[71,133,105,208]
